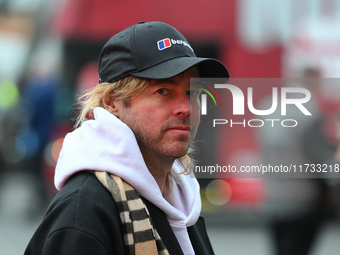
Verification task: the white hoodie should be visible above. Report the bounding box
[55,107,201,255]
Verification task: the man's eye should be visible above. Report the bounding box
[157,88,167,95]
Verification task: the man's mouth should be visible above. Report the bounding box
[167,126,191,135]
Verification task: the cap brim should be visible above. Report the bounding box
[131,57,229,81]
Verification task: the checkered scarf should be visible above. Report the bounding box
[95,171,170,255]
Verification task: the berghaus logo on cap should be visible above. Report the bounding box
[157,38,171,50]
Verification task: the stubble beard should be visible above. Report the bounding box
[132,117,194,162]
[119,103,197,167]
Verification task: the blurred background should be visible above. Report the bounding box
[0,0,340,254]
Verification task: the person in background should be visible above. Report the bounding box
[258,67,338,255]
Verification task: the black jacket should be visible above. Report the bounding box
[25,171,214,254]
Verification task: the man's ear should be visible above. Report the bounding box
[102,95,120,117]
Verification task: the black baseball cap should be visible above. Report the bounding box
[98,21,229,83]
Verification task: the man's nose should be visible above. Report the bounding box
[173,95,191,117]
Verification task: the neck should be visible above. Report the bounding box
[140,149,175,193]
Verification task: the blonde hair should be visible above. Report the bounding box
[75,76,150,127]
[75,76,194,190]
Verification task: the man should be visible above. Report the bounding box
[25,21,229,255]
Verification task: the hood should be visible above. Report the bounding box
[54,107,201,254]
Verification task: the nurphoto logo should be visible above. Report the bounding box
[193,78,313,128]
